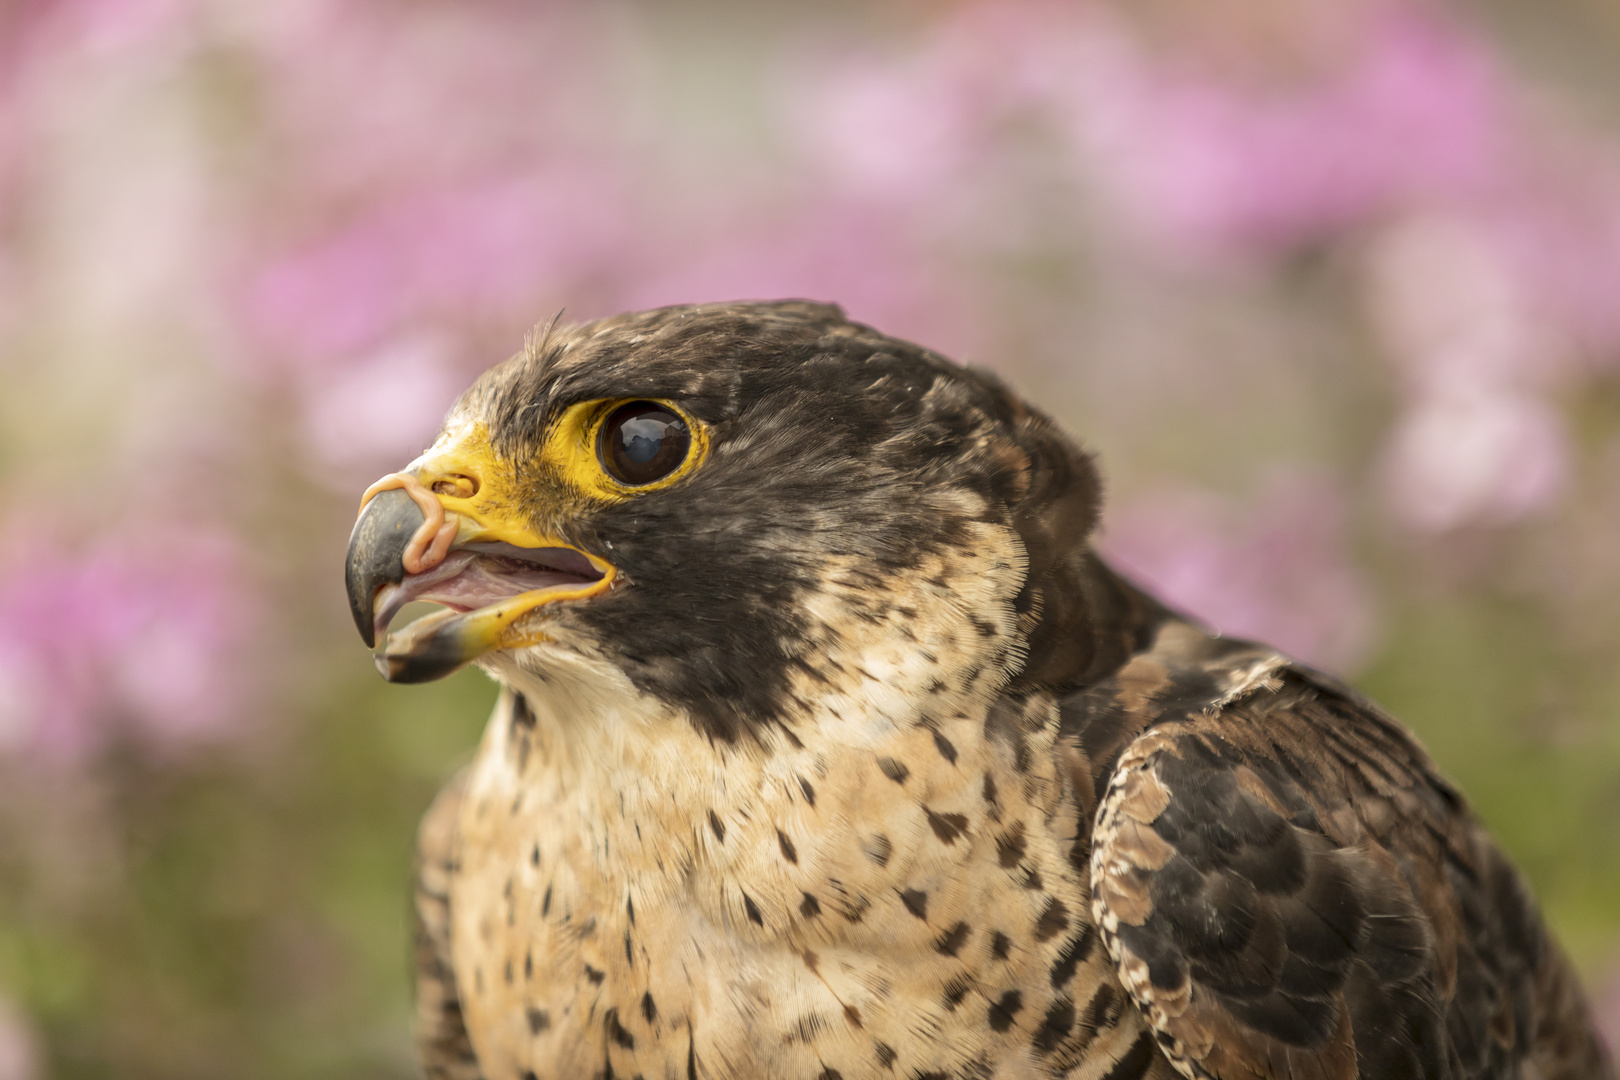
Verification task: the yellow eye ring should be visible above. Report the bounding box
[543,398,711,500]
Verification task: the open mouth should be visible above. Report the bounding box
[346,483,617,683]
[371,542,607,646]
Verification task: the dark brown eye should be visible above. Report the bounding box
[599,401,692,486]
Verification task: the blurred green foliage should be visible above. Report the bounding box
[1,670,494,1080]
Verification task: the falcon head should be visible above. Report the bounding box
[345,301,1148,740]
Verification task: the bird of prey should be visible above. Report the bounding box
[344,301,1613,1080]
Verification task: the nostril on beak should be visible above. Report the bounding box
[432,474,479,498]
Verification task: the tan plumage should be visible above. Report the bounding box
[344,301,1613,1080]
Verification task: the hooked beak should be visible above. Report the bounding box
[343,426,616,683]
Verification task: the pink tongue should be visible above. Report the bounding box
[412,557,589,611]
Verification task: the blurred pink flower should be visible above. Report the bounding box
[622,200,984,361]
[0,0,197,250]
[780,0,1105,230]
[297,333,465,484]
[1485,165,1620,369]
[782,4,1053,202]
[1367,214,1565,392]
[1099,472,1378,673]
[0,85,20,241]
[0,995,37,1080]
[0,525,257,763]
[226,0,642,398]
[247,168,631,366]
[2,0,193,65]
[242,1,622,201]
[1594,961,1620,1064]
[1379,388,1568,533]
[788,55,983,199]
[1365,215,1573,530]
[784,1,1543,275]
[1073,9,1512,258]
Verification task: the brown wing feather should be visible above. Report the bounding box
[1088,660,1612,1080]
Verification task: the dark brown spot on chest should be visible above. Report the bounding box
[934,921,971,956]
[988,989,1024,1032]
[925,808,969,845]
[1034,897,1069,942]
[996,822,1027,868]
[943,973,975,1010]
[1050,926,1094,987]
[1033,998,1075,1055]
[877,756,910,784]
[604,1008,634,1050]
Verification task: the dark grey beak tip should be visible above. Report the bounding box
[344,487,426,649]
[375,649,467,684]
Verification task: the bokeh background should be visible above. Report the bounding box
[1,0,1619,1075]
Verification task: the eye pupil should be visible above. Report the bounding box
[600,402,691,486]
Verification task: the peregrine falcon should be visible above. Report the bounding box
[343,302,1614,1080]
